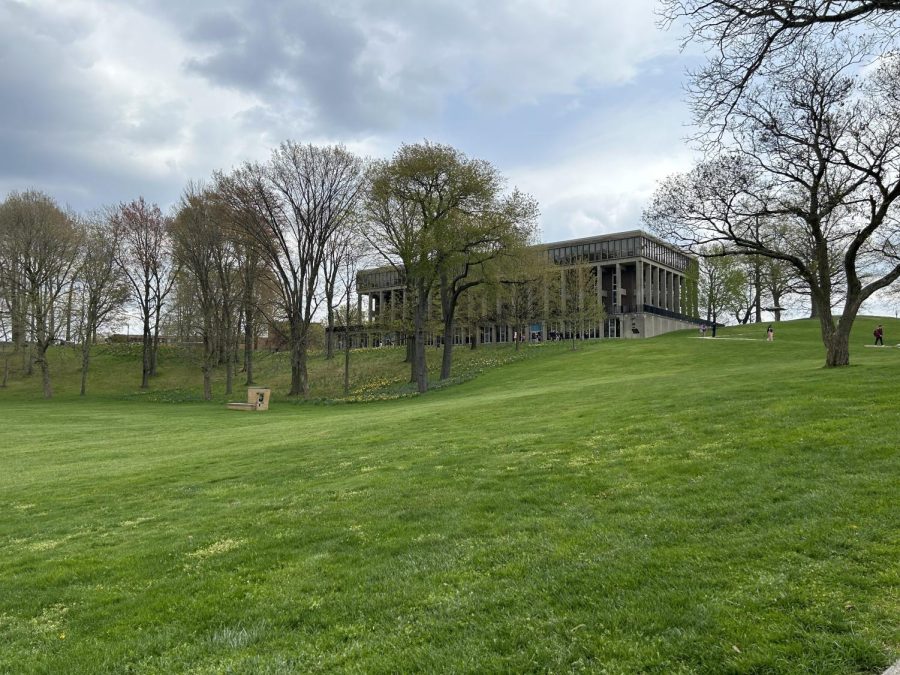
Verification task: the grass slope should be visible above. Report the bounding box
[0,319,898,673]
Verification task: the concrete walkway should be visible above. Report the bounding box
[883,660,900,675]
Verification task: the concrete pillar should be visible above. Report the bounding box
[615,262,621,312]
[641,263,653,305]
[634,260,644,312]
[598,264,606,313]
[662,270,669,311]
[669,272,676,311]
[636,260,644,311]
[674,274,681,314]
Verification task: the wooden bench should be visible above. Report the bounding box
[226,387,271,411]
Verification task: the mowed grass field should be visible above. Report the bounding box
[0,319,898,673]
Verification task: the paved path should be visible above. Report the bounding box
[883,660,900,675]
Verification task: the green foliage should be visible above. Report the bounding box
[1,319,899,672]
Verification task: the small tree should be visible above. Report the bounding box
[547,259,606,350]
[697,247,747,330]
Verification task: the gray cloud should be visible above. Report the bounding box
[0,0,693,234]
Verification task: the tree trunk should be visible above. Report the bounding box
[325,301,335,360]
[440,316,454,381]
[753,260,762,323]
[202,366,212,401]
[224,325,234,397]
[772,288,783,322]
[414,286,429,393]
[288,318,309,397]
[1,357,8,388]
[35,340,52,399]
[820,310,854,367]
[80,336,90,396]
[470,325,479,350]
[243,305,254,386]
[141,319,151,389]
[343,332,351,395]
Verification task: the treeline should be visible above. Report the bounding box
[0,141,541,398]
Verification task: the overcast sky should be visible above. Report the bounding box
[0,0,704,244]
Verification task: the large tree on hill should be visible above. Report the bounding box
[436,190,538,379]
[218,142,365,397]
[0,191,80,398]
[171,185,242,400]
[112,198,178,388]
[645,46,900,367]
[77,214,130,396]
[364,142,538,391]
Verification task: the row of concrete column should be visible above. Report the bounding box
[638,260,685,314]
[360,260,691,324]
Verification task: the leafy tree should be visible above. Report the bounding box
[697,248,747,329]
[364,142,537,391]
[436,191,538,377]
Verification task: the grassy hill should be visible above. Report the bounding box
[0,338,540,402]
[0,319,898,673]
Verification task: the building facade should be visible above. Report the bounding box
[350,230,699,347]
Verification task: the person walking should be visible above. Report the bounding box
[874,324,884,346]
[766,325,774,342]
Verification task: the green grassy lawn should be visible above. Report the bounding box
[0,319,898,673]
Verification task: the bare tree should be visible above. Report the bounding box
[659,0,900,130]
[546,259,606,350]
[496,246,553,350]
[219,142,365,397]
[0,191,80,398]
[322,224,357,361]
[171,186,236,400]
[645,47,900,366]
[112,198,178,388]
[77,214,130,395]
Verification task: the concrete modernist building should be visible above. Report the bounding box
[352,229,699,346]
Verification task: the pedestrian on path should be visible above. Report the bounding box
[766,325,774,342]
[874,324,884,346]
